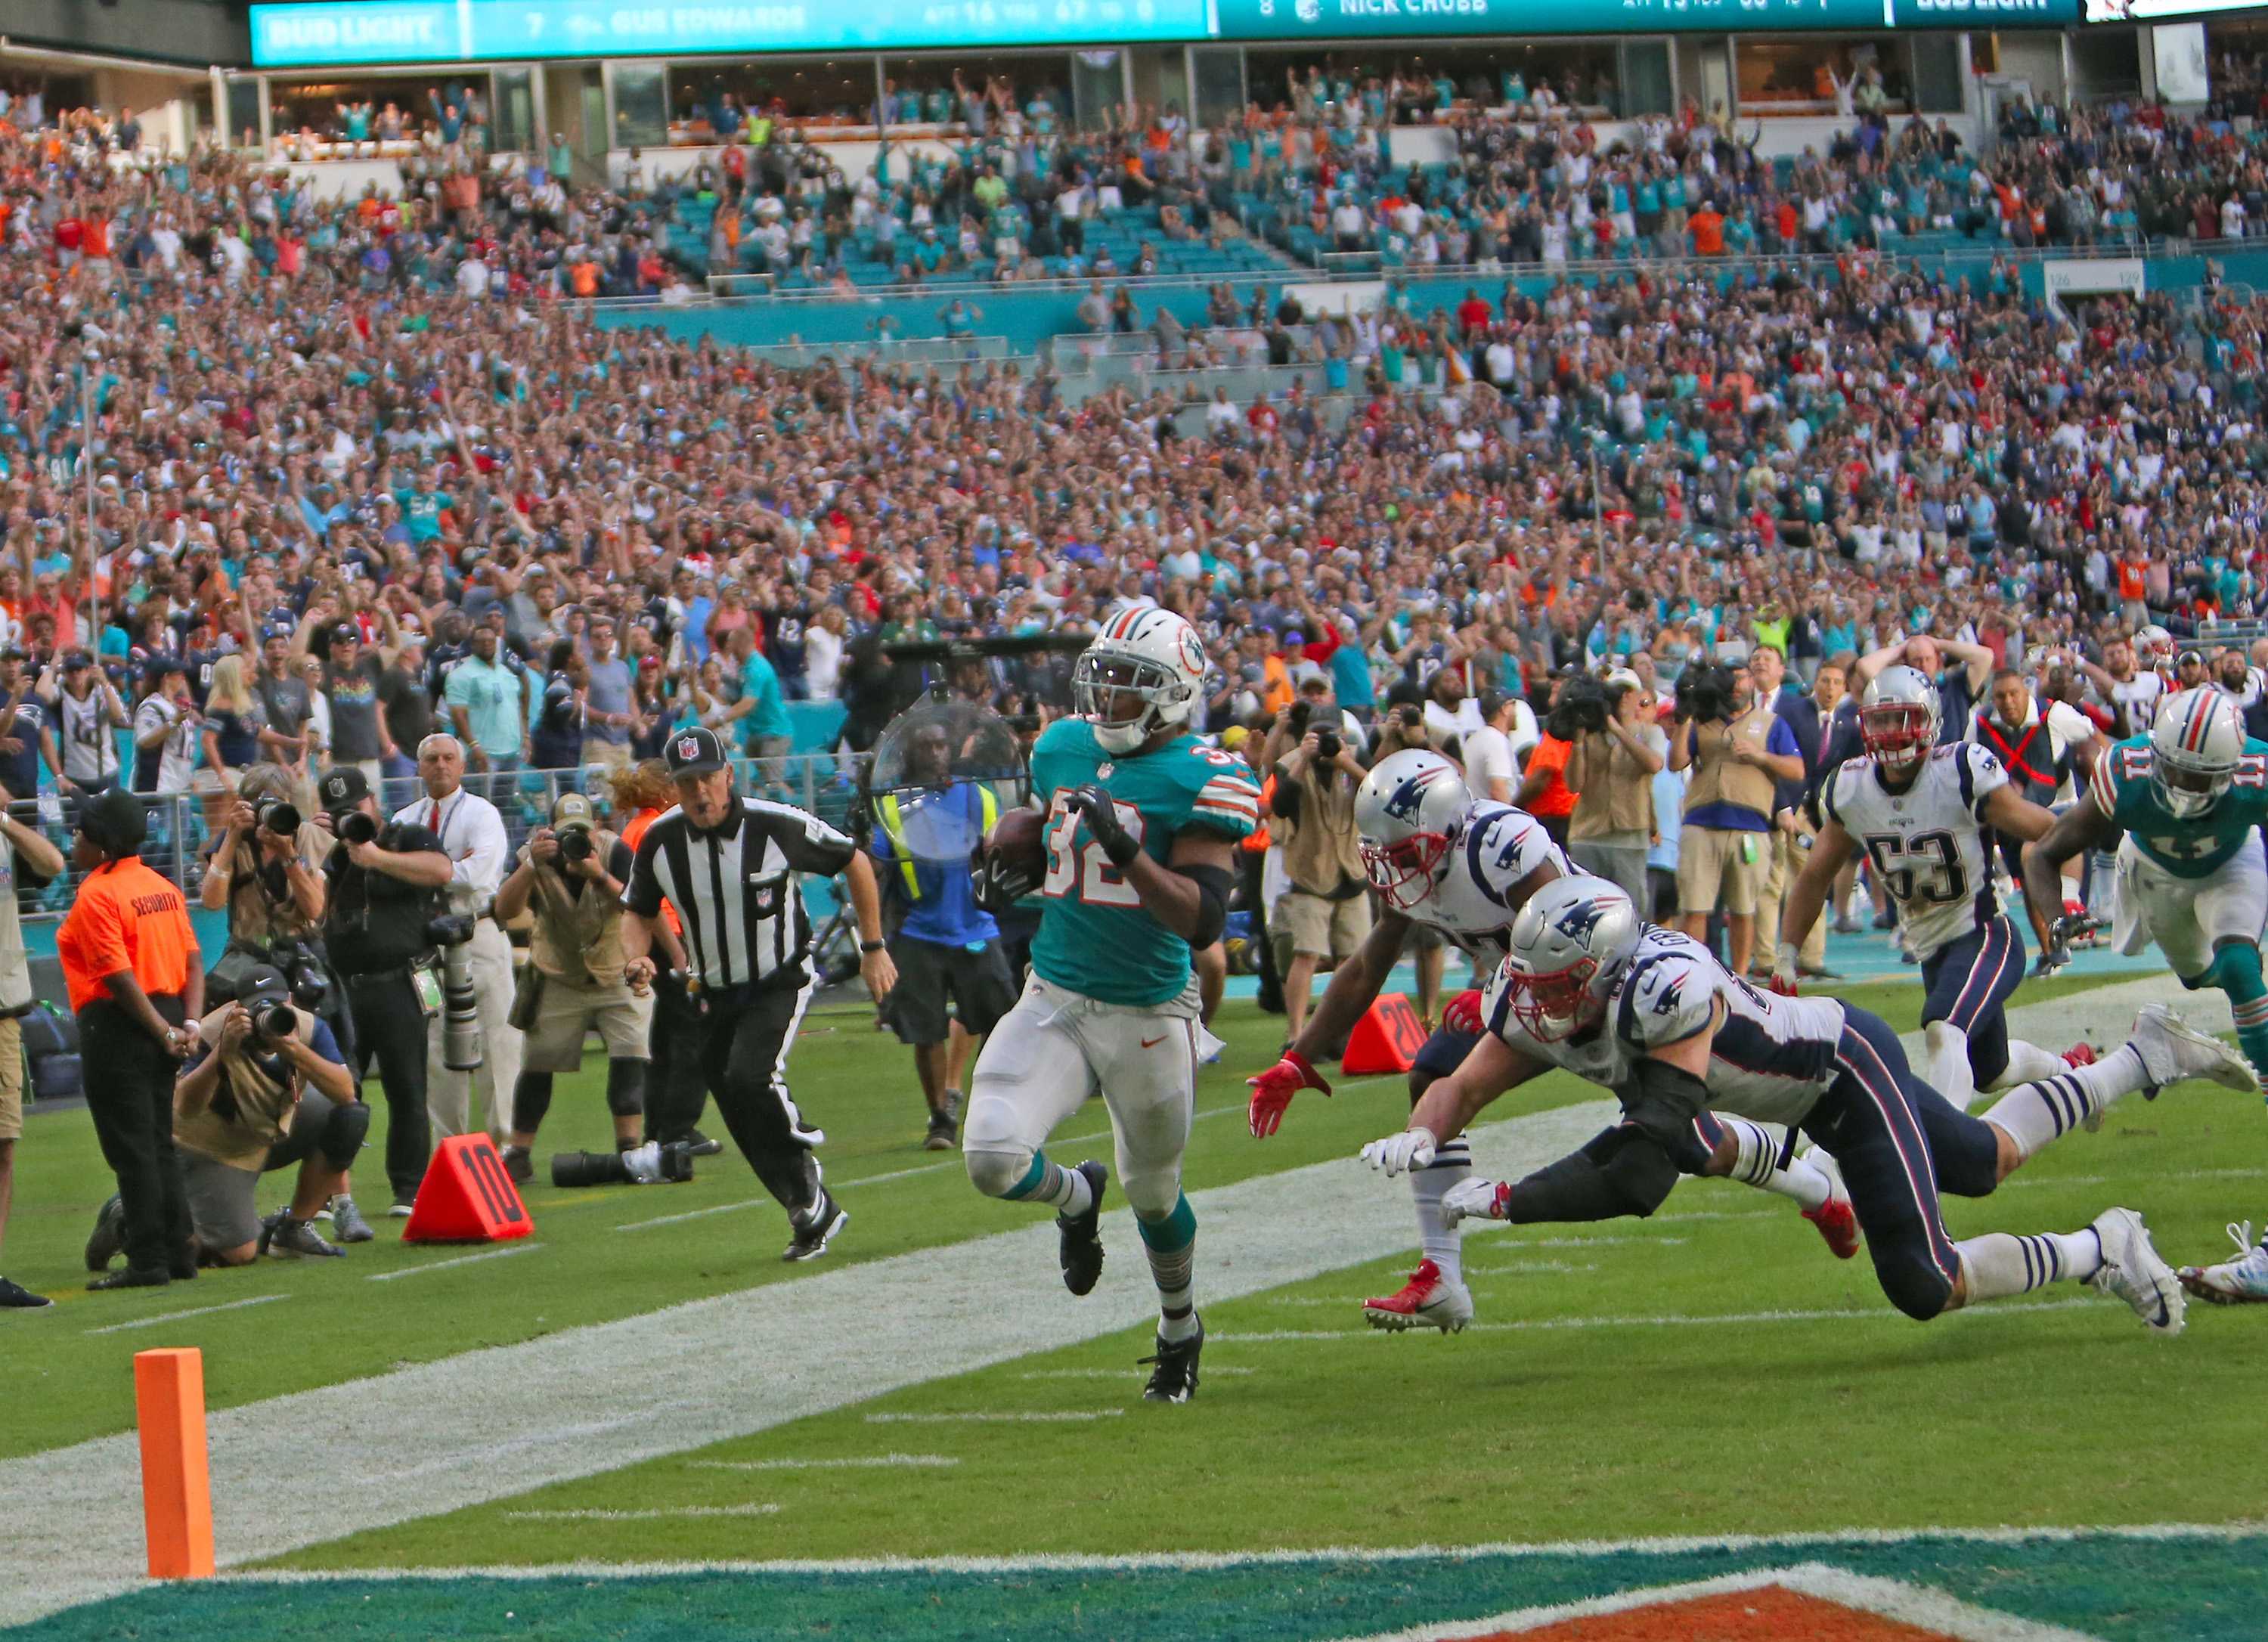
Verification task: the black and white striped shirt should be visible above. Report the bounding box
[622,797,857,993]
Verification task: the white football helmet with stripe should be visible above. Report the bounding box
[1494,875,1642,1043]
[2150,687,2243,819]
[1354,748,1472,911]
[1858,665,1941,778]
[1074,604,1209,754]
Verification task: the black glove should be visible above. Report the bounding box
[1064,784,1139,869]
[970,842,1038,913]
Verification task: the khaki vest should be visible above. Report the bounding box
[222,824,329,946]
[175,1004,318,1172]
[1569,730,1657,842]
[525,833,627,987]
[1277,767,1367,897]
[1681,705,1778,823]
[0,841,30,1012]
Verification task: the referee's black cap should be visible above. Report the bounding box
[665,726,730,779]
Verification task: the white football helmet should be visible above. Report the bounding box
[1355,748,1473,912]
[2136,624,2177,673]
[2150,687,2244,819]
[1858,665,1941,778]
[1494,875,1641,1043]
[1073,606,1208,755]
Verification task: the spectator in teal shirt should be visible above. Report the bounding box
[392,468,450,544]
[720,626,793,790]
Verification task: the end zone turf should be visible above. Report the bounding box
[13,1529,2265,1641]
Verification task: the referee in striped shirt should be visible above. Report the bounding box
[621,727,895,1261]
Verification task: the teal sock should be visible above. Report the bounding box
[1004,1153,1091,1214]
[1138,1193,1199,1342]
[2199,944,2268,1083]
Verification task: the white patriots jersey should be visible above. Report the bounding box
[1409,802,1572,964]
[1820,742,2005,962]
[1484,925,1847,1126]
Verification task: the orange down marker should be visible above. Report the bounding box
[133,1347,215,1579]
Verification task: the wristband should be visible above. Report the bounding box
[860,939,886,953]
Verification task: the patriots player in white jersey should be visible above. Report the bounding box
[1780,666,2084,1111]
[1362,875,2260,1336]
[1247,749,1851,1336]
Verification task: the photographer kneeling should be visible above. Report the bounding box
[314,767,454,1216]
[172,965,361,1263]
[199,767,367,1239]
[493,793,650,1182]
[1565,669,1663,907]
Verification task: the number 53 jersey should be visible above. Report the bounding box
[1820,742,2007,963]
[1027,718,1262,1008]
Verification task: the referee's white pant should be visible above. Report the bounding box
[426,919,525,1145]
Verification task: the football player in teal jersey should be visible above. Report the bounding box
[2025,686,2268,1083]
[963,606,1260,1402]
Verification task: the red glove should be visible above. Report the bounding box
[1247,1049,1332,1139]
[1442,988,1485,1036]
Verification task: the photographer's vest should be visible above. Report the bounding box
[1278,768,1368,897]
[524,833,628,987]
[1569,730,1657,844]
[223,825,328,946]
[1681,707,1777,824]
[876,787,997,901]
[175,1005,319,1172]
[0,843,29,1013]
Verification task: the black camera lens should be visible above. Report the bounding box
[258,798,301,835]
[258,1002,296,1037]
[559,829,595,863]
[337,810,378,846]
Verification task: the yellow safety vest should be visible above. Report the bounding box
[878,785,997,901]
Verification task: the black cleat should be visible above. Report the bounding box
[1139,1315,1204,1404]
[782,1189,847,1262]
[500,1145,534,1185]
[0,1275,51,1309]
[1056,1161,1108,1297]
[85,1194,125,1272]
[88,1266,170,1293]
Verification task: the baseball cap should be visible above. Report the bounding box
[144,653,187,682]
[665,725,730,778]
[552,792,596,830]
[1477,688,1510,721]
[62,649,93,671]
[317,766,370,814]
[328,623,361,647]
[236,964,291,1012]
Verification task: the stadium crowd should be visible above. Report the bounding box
[6,72,2268,1300]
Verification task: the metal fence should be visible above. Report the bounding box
[14,751,878,925]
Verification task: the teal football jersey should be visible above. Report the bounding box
[1027,719,1261,1006]
[2091,733,2268,878]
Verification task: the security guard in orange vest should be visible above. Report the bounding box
[61,789,204,1291]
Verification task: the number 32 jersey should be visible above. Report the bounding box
[1820,742,2006,962]
[2091,733,2268,879]
[1028,718,1262,1008]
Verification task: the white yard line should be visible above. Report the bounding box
[1020,1366,1257,1380]
[0,974,2189,1631]
[687,1455,960,1470]
[1214,1295,2105,1343]
[505,1504,780,1522]
[865,1409,1124,1424]
[82,1294,286,1337]
[366,1246,538,1282]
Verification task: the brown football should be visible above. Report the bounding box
[985,806,1048,872]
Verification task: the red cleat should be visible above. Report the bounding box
[1361,1259,1474,1334]
[2063,1042,2097,1068]
[1802,1189,1861,1259]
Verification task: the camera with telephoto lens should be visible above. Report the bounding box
[551,1141,695,1188]
[270,937,332,1016]
[425,912,482,1073]
[256,1001,297,1038]
[336,810,378,847]
[558,828,596,864]
[256,796,301,836]
[1549,676,1610,740]
[1676,661,1740,724]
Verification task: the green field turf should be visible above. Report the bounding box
[2,969,2130,1461]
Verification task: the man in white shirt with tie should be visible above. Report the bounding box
[394,733,523,1145]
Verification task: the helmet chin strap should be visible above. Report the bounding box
[1092,715,1150,754]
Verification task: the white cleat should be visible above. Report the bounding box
[1361,1259,1475,1334]
[2086,1207,2186,1336]
[2129,1005,2260,1095]
[2179,1221,2268,1306]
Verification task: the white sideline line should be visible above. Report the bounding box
[82,1294,285,1336]
[1216,1296,2105,1343]
[1489,1235,1688,1250]
[367,1246,538,1282]
[613,1198,758,1233]
[1020,1366,1256,1380]
[866,1410,1123,1424]
[505,1504,781,1522]
[0,972,2192,1631]
[687,1455,960,1471]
